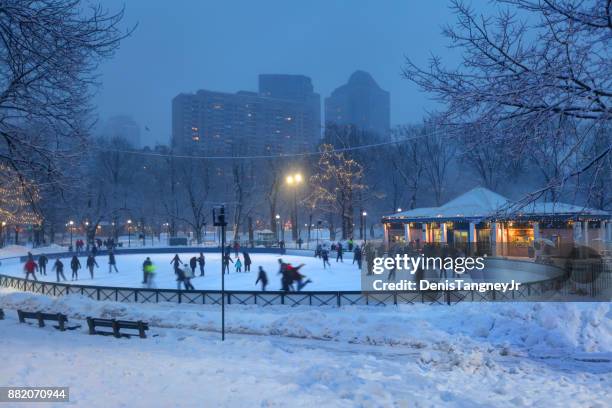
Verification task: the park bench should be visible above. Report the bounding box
[86,317,149,338]
[17,310,79,331]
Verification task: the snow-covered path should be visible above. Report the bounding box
[0,290,610,407]
[0,252,362,291]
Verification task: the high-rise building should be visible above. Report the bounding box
[172,75,320,155]
[324,71,390,141]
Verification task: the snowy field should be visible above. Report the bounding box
[0,252,363,291]
[0,289,610,407]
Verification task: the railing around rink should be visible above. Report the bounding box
[0,271,595,306]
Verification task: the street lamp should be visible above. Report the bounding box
[361,212,367,244]
[397,208,402,213]
[68,220,74,248]
[286,172,303,243]
[275,214,281,243]
[127,219,132,247]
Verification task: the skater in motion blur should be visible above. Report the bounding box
[23,256,38,281]
[255,266,268,291]
[53,259,67,282]
[86,254,98,279]
[108,251,119,273]
[242,251,252,272]
[177,264,195,290]
[70,255,81,280]
[234,257,242,273]
[144,259,156,288]
[287,263,311,291]
[142,257,152,284]
[336,242,344,262]
[197,252,206,276]
[38,254,48,276]
[170,254,182,273]
[322,249,331,269]
[278,259,294,292]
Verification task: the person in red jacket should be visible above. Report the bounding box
[24,259,38,281]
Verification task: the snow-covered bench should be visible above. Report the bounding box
[17,310,75,331]
[86,317,149,339]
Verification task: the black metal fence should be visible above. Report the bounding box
[1,272,594,306]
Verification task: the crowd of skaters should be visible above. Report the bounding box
[22,238,363,291]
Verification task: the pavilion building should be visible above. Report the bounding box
[382,187,611,257]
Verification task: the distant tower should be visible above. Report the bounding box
[325,71,390,142]
[102,115,141,148]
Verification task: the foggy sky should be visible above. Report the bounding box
[94,1,464,146]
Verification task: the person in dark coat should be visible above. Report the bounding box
[189,256,197,276]
[243,251,252,272]
[38,254,48,275]
[70,255,81,280]
[255,266,268,291]
[170,254,182,272]
[222,252,233,274]
[142,257,152,284]
[53,259,66,282]
[322,249,331,269]
[108,251,118,273]
[353,245,362,269]
[91,245,98,257]
[336,242,343,262]
[289,264,311,291]
[197,253,206,276]
[86,254,98,279]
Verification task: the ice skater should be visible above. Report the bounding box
[222,251,233,274]
[243,251,251,272]
[353,245,362,269]
[142,257,152,284]
[288,263,311,291]
[144,259,156,288]
[53,259,67,282]
[38,254,48,275]
[322,249,331,269]
[23,257,38,281]
[170,254,182,273]
[178,264,195,290]
[108,251,119,273]
[70,255,81,280]
[255,266,268,291]
[197,252,206,276]
[234,257,242,273]
[189,256,197,276]
[336,242,343,262]
[86,254,98,279]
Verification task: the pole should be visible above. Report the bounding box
[293,189,298,242]
[214,205,227,341]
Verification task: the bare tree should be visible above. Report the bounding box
[0,0,132,187]
[389,125,426,210]
[403,0,611,200]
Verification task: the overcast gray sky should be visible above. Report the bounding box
[94,1,465,146]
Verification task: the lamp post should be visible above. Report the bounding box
[127,219,132,247]
[68,220,74,248]
[275,214,281,243]
[361,212,367,244]
[286,172,303,243]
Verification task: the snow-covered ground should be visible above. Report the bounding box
[0,289,610,407]
[0,252,362,291]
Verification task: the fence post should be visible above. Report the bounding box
[337,292,341,307]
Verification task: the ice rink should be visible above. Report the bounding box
[0,251,363,291]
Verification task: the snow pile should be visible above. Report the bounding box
[1,288,609,357]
